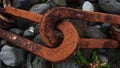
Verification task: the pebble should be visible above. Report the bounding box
[9,28,23,35]
[98,54,108,63]
[12,0,31,10]
[85,26,108,38]
[54,60,80,68]
[23,26,35,37]
[0,45,24,66]
[0,40,7,46]
[26,53,34,68]
[82,1,94,11]
[99,0,120,14]
[53,0,67,6]
[30,0,55,14]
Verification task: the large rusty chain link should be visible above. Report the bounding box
[0,0,120,62]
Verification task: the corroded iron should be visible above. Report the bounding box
[0,4,120,62]
[0,21,79,62]
[40,7,120,46]
[110,25,120,41]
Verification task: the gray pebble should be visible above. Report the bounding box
[23,26,35,37]
[30,1,55,14]
[0,45,24,66]
[82,1,94,11]
[9,28,23,35]
[0,40,7,46]
[54,60,80,68]
[12,0,31,9]
[85,26,108,38]
[99,0,120,14]
[98,54,108,63]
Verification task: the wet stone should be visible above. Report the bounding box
[0,45,24,66]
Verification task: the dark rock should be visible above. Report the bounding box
[12,0,31,10]
[99,0,120,14]
[0,45,24,66]
[85,26,108,38]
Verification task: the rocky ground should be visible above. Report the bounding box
[0,0,120,68]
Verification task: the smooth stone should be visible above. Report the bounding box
[54,60,80,68]
[53,0,67,6]
[26,53,34,68]
[12,0,31,10]
[0,40,7,46]
[85,26,108,38]
[9,28,23,35]
[98,54,108,63]
[0,45,24,66]
[99,0,120,14]
[23,26,35,37]
[82,1,94,11]
[30,0,55,14]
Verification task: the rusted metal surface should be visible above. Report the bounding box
[0,5,120,62]
[1,6,120,47]
[79,38,119,48]
[0,21,79,62]
[110,25,120,41]
[40,7,120,46]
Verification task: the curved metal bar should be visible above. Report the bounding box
[40,7,120,46]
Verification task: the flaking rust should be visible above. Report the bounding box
[110,25,120,41]
[0,5,120,62]
[0,21,79,62]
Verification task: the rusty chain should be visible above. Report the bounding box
[0,0,120,62]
